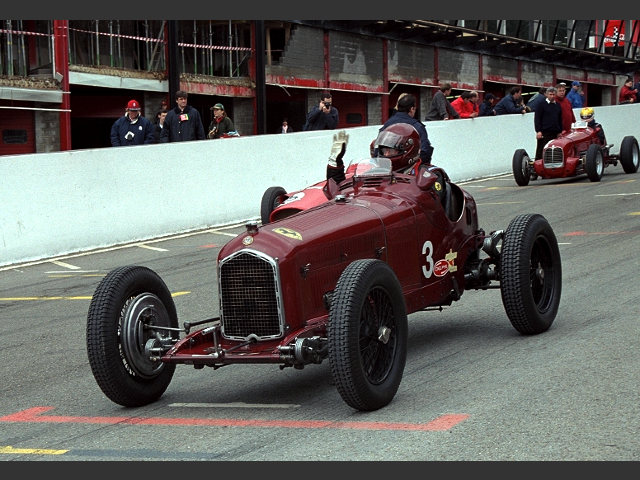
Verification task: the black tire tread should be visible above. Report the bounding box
[500,214,562,335]
[328,259,407,411]
[619,136,639,174]
[86,265,177,407]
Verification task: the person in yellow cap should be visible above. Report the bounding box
[110,99,154,146]
[208,103,236,139]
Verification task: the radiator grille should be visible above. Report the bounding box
[218,249,284,340]
[543,146,564,167]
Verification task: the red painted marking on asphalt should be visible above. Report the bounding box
[0,407,468,432]
[564,231,626,237]
[199,244,218,248]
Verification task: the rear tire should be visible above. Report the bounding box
[585,144,604,181]
[500,214,562,335]
[512,149,531,186]
[86,266,178,407]
[260,186,287,225]
[328,259,408,411]
[619,136,639,174]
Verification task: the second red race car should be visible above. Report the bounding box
[512,107,639,186]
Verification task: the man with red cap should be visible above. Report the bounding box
[110,99,155,146]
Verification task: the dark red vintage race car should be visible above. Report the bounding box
[87,157,562,412]
[512,120,639,186]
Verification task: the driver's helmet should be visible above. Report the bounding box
[580,107,594,121]
[369,123,420,171]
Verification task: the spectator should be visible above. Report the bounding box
[394,93,409,111]
[469,90,480,115]
[152,109,167,144]
[634,79,640,103]
[619,77,637,104]
[526,87,547,113]
[478,93,497,116]
[425,83,459,121]
[279,118,293,133]
[566,81,584,108]
[450,91,479,118]
[380,93,434,165]
[303,91,339,131]
[533,87,562,160]
[494,86,527,115]
[160,90,205,143]
[110,99,155,147]
[208,103,236,139]
[555,82,576,132]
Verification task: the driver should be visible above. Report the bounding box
[325,123,449,206]
[325,123,422,184]
[579,107,606,144]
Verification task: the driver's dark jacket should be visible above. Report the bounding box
[160,105,205,142]
[380,111,434,164]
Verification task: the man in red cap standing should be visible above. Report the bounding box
[110,99,155,146]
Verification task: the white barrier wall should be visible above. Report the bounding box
[2,104,639,267]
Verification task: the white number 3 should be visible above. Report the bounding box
[422,240,434,278]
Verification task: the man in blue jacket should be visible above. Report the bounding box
[160,90,206,142]
[494,86,527,115]
[303,91,339,131]
[110,99,155,146]
[380,93,434,164]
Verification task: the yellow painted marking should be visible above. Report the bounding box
[50,260,80,270]
[0,291,190,301]
[0,445,68,455]
[629,212,640,216]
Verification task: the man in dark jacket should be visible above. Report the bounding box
[160,90,205,142]
[110,99,155,146]
[380,93,434,164]
[494,86,527,115]
[478,93,497,116]
[303,91,339,131]
[534,87,562,160]
[425,83,459,121]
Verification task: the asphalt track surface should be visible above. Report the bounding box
[0,167,639,467]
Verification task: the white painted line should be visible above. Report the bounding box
[595,192,640,196]
[136,243,169,252]
[44,270,100,274]
[168,402,301,409]
[49,260,81,270]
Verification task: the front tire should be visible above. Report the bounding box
[328,259,408,411]
[260,186,287,225]
[86,266,178,407]
[585,144,604,181]
[500,214,562,335]
[512,149,531,186]
[619,136,639,174]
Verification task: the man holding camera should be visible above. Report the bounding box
[110,99,155,146]
[303,91,339,131]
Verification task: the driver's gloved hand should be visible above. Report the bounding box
[328,130,349,167]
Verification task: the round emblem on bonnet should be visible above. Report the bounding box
[435,182,442,191]
[242,236,254,245]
